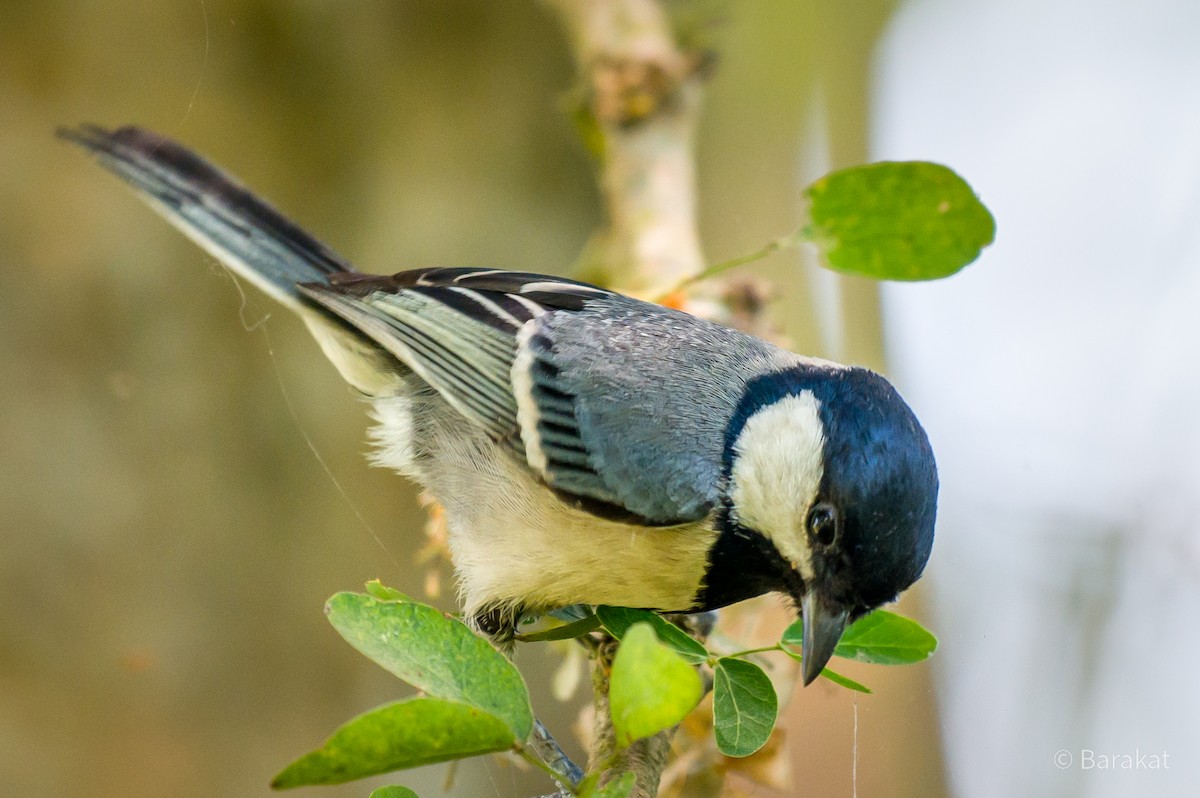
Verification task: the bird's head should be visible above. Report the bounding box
[719,365,937,685]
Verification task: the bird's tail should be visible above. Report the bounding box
[60,124,402,395]
[58,124,354,315]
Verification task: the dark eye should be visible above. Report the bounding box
[807,503,840,548]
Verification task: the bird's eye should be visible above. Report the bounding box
[807,503,840,548]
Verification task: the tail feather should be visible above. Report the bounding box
[62,124,405,395]
[58,124,354,313]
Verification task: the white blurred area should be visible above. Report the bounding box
[873,1,1200,795]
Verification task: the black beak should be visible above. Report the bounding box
[800,592,851,686]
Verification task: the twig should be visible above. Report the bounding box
[657,231,804,301]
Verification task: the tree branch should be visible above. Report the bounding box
[544,0,709,297]
[586,637,673,797]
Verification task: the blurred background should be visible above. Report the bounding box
[2,1,1196,797]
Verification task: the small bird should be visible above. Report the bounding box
[61,124,937,684]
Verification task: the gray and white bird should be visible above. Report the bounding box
[61,125,937,684]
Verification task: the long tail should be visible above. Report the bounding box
[60,124,401,394]
[58,124,354,314]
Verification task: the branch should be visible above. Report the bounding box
[586,637,673,796]
[544,0,710,297]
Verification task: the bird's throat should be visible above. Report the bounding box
[691,510,804,612]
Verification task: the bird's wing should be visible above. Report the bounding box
[300,268,609,441]
[301,268,780,525]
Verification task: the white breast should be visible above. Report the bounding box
[370,395,717,620]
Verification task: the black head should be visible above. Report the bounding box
[700,364,937,684]
[807,366,938,610]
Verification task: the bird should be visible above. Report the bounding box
[60,124,938,685]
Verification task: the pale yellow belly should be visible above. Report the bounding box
[370,394,718,618]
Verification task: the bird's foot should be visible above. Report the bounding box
[531,719,584,789]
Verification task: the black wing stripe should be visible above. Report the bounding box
[402,286,520,333]
[406,285,534,334]
[445,286,527,327]
[481,291,542,324]
[532,403,578,429]
[531,383,575,409]
[537,444,591,467]
[298,286,509,433]
[380,267,616,317]
[537,421,589,451]
[506,293,548,317]
[365,288,517,358]
[519,291,587,312]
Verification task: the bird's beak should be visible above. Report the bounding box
[800,591,851,686]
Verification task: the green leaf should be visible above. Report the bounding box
[364,580,412,603]
[271,697,513,788]
[816,666,872,694]
[782,610,936,667]
[777,643,874,693]
[515,613,601,642]
[609,623,703,747]
[780,619,802,649]
[368,787,420,798]
[803,161,995,281]
[834,610,937,665]
[578,771,637,798]
[712,658,778,757]
[325,593,533,741]
[596,606,709,664]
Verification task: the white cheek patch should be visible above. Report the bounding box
[728,392,825,582]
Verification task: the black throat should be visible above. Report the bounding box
[690,502,804,612]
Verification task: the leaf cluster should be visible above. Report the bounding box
[273,585,935,797]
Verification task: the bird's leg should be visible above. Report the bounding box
[471,606,584,789]
[531,719,585,788]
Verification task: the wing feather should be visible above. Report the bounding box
[300,267,781,526]
[298,269,618,450]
